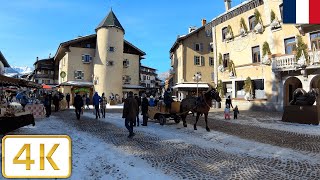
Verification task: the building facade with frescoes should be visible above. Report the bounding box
[206,0,320,110]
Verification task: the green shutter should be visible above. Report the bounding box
[201,56,205,66]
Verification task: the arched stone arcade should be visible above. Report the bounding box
[283,77,302,106]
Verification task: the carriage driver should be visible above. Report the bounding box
[164,88,173,110]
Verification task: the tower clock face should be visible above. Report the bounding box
[60,71,66,78]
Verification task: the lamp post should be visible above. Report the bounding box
[193,72,202,97]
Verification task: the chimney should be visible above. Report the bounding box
[224,0,231,11]
[49,53,51,58]
[202,19,207,26]
[36,57,39,61]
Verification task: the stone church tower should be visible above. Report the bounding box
[94,10,125,98]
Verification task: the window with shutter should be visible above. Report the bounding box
[201,56,205,66]
[209,57,214,66]
[82,54,91,63]
[195,43,200,51]
[200,43,203,52]
[223,53,229,68]
[252,46,261,63]
[194,56,200,66]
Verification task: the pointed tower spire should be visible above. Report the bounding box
[95,9,125,33]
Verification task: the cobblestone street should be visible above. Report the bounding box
[5,110,320,179]
[185,111,320,154]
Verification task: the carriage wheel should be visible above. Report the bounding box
[174,116,181,124]
[158,115,166,126]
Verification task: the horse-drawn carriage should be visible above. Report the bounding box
[147,101,182,125]
[147,88,222,131]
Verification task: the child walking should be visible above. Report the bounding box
[233,105,240,119]
[224,105,231,120]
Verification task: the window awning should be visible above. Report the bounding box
[123,85,145,89]
[59,81,93,87]
[172,83,209,89]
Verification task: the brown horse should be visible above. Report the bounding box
[180,88,221,131]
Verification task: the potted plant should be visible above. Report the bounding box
[240,18,248,36]
[270,10,280,29]
[227,60,236,77]
[226,25,234,40]
[218,53,225,72]
[296,35,309,65]
[243,77,253,100]
[216,80,224,108]
[254,9,264,33]
[262,41,272,65]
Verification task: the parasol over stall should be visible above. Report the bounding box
[42,84,52,90]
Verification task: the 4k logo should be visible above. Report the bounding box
[2,135,71,178]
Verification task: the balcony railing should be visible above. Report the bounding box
[272,50,320,71]
[34,74,54,79]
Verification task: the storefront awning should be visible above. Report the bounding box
[123,85,145,89]
[59,81,94,87]
[172,83,209,89]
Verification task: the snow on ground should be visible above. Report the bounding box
[1,115,173,180]
[96,113,320,164]
[209,111,320,136]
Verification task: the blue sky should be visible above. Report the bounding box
[0,0,243,73]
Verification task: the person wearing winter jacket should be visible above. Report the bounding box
[73,92,83,120]
[141,93,149,126]
[122,91,138,138]
[92,92,101,119]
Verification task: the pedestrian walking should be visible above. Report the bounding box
[100,93,107,118]
[134,94,141,126]
[122,91,138,138]
[93,92,101,119]
[66,93,70,108]
[224,105,231,120]
[141,93,149,126]
[233,105,239,119]
[73,92,83,120]
[43,93,51,118]
[86,96,90,109]
[53,93,59,112]
[225,96,233,109]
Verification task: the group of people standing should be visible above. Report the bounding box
[73,92,108,120]
[224,96,239,120]
[122,92,149,138]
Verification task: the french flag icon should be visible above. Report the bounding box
[283,0,320,24]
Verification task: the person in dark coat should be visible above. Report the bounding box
[134,94,141,126]
[141,93,149,126]
[92,92,101,119]
[122,91,138,138]
[73,92,83,120]
[53,93,59,112]
[86,96,90,109]
[233,105,239,119]
[66,93,71,109]
[226,96,233,109]
[43,93,51,117]
[164,89,173,110]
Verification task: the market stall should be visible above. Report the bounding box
[25,104,46,119]
[0,74,42,134]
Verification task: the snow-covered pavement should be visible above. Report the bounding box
[1,110,320,179]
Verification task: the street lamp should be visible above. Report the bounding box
[193,72,202,97]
